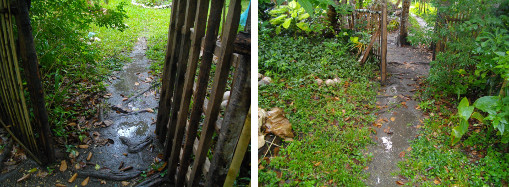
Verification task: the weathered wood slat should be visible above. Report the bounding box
[381,1,388,83]
[161,0,187,158]
[165,0,199,180]
[155,0,180,141]
[188,0,242,185]
[181,0,226,185]
[223,109,251,186]
[359,30,380,65]
[206,53,251,184]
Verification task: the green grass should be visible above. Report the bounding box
[258,35,380,185]
[397,99,509,186]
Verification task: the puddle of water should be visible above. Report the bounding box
[381,136,393,151]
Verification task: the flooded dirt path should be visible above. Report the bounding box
[0,37,165,186]
[365,32,432,186]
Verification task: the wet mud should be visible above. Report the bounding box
[365,30,431,186]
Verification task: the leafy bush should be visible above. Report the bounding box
[136,0,171,6]
[269,1,311,34]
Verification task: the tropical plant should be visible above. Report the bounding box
[269,1,311,34]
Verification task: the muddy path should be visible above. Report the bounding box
[0,37,167,186]
[364,31,432,186]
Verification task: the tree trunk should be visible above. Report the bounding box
[399,0,411,46]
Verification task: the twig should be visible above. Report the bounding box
[0,119,42,165]
[258,137,276,165]
[124,82,160,104]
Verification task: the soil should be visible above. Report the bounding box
[0,37,170,187]
[364,17,432,186]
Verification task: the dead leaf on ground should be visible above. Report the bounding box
[406,147,412,152]
[17,173,30,182]
[145,108,154,113]
[60,160,68,172]
[86,152,93,161]
[134,82,139,86]
[68,122,77,127]
[396,180,405,185]
[433,179,441,184]
[264,108,295,141]
[55,184,66,187]
[100,180,106,184]
[81,177,89,186]
[68,173,78,183]
[36,170,48,178]
[78,145,89,149]
[102,120,113,127]
[122,97,128,101]
[390,117,395,122]
[121,181,130,186]
[399,151,406,158]
[313,161,322,167]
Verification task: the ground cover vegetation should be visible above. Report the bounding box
[258,0,383,185]
[397,0,509,185]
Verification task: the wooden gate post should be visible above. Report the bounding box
[14,0,55,164]
[381,1,387,83]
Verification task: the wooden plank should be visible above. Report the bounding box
[14,0,55,164]
[188,0,242,185]
[155,0,180,140]
[165,0,199,179]
[359,30,380,65]
[165,0,202,184]
[381,1,387,83]
[206,54,251,184]
[181,0,226,185]
[161,0,187,158]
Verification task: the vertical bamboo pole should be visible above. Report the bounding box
[15,0,55,164]
[381,0,387,83]
[223,109,251,187]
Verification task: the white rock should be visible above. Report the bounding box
[325,79,335,86]
[223,91,230,101]
[333,78,341,83]
[258,73,263,80]
[262,76,272,83]
[258,77,272,86]
[315,78,323,86]
[220,100,228,109]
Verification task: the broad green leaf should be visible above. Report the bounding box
[299,0,314,17]
[471,112,484,123]
[458,97,474,121]
[291,11,297,18]
[298,13,310,20]
[269,7,289,15]
[474,96,498,114]
[350,37,359,44]
[452,120,469,139]
[275,26,281,34]
[282,18,292,29]
[270,15,287,25]
[296,22,310,31]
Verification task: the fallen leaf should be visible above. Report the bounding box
[60,160,67,172]
[434,179,441,184]
[17,173,30,182]
[36,170,48,178]
[75,163,81,170]
[100,180,106,184]
[28,168,38,173]
[102,120,113,127]
[78,145,89,149]
[121,181,130,186]
[123,153,128,156]
[122,97,128,101]
[314,161,322,167]
[87,152,92,161]
[145,108,154,113]
[134,82,139,86]
[390,117,395,122]
[55,184,66,187]
[396,180,405,185]
[68,173,78,183]
[157,162,167,172]
[81,177,89,186]
[406,147,412,152]
[264,108,294,140]
[68,122,77,127]
[399,151,406,158]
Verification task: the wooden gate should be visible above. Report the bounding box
[346,2,388,82]
[0,0,54,165]
[155,0,251,186]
